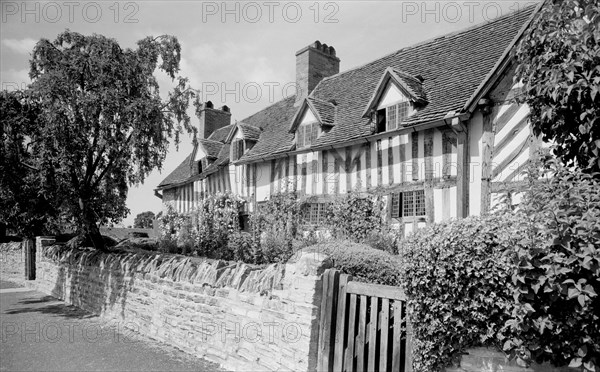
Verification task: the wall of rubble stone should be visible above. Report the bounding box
[33,241,331,372]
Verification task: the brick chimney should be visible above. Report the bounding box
[295,40,340,106]
[197,101,231,139]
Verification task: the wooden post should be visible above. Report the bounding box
[388,137,394,185]
[481,109,496,215]
[322,150,329,195]
[411,132,419,181]
[456,125,469,219]
[365,141,372,189]
[345,147,352,193]
[318,270,340,372]
[424,129,435,224]
[23,238,35,280]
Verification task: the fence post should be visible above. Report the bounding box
[23,238,35,280]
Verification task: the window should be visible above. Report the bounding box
[297,122,320,149]
[303,203,329,225]
[197,160,202,174]
[390,190,425,218]
[231,139,244,161]
[378,101,411,132]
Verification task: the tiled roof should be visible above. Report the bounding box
[237,96,298,161]
[239,6,535,161]
[200,143,230,177]
[392,69,428,104]
[238,123,262,141]
[157,152,194,188]
[199,139,223,158]
[158,6,536,185]
[308,98,336,126]
[157,125,234,189]
[208,124,234,142]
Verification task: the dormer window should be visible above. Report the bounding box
[363,68,428,133]
[197,160,203,174]
[297,122,320,149]
[231,138,244,161]
[384,101,411,131]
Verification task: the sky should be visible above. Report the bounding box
[1,0,539,227]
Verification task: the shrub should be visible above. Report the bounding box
[252,192,304,264]
[324,190,389,243]
[501,158,600,370]
[192,192,245,259]
[398,213,530,372]
[309,240,402,286]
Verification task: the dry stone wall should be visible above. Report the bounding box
[33,242,331,372]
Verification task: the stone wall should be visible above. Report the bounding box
[444,347,579,372]
[33,243,331,372]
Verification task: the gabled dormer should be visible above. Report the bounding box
[193,139,223,175]
[289,97,336,149]
[362,67,428,133]
[226,122,262,162]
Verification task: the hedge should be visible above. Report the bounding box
[398,213,530,372]
[306,240,401,286]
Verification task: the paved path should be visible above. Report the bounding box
[0,281,225,372]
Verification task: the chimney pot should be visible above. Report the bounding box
[295,40,340,106]
[197,102,231,139]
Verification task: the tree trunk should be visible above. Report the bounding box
[78,197,106,251]
[85,217,106,251]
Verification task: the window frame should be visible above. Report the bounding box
[296,122,320,149]
[303,202,329,226]
[377,99,412,133]
[390,189,426,220]
[231,138,244,161]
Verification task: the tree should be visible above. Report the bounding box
[514,0,600,173]
[24,30,197,250]
[134,211,156,229]
[0,90,59,238]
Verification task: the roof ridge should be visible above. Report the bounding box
[319,2,539,84]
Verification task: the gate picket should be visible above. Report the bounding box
[318,269,412,372]
[345,294,357,371]
[367,297,378,372]
[356,295,367,370]
[333,273,351,371]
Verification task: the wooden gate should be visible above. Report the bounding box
[317,269,412,372]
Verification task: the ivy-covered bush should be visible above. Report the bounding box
[501,158,600,371]
[398,213,530,372]
[309,240,402,286]
[157,205,188,254]
[324,190,399,253]
[252,192,304,264]
[192,192,245,259]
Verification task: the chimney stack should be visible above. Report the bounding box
[197,101,231,139]
[295,40,340,106]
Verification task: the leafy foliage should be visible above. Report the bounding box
[514,0,600,173]
[308,240,401,286]
[501,157,600,371]
[324,191,386,236]
[0,90,59,237]
[133,211,155,229]
[323,190,399,253]
[398,213,531,372]
[22,30,197,249]
[192,192,245,259]
[252,192,304,264]
[399,153,600,371]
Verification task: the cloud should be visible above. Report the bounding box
[1,68,30,91]
[1,38,37,55]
